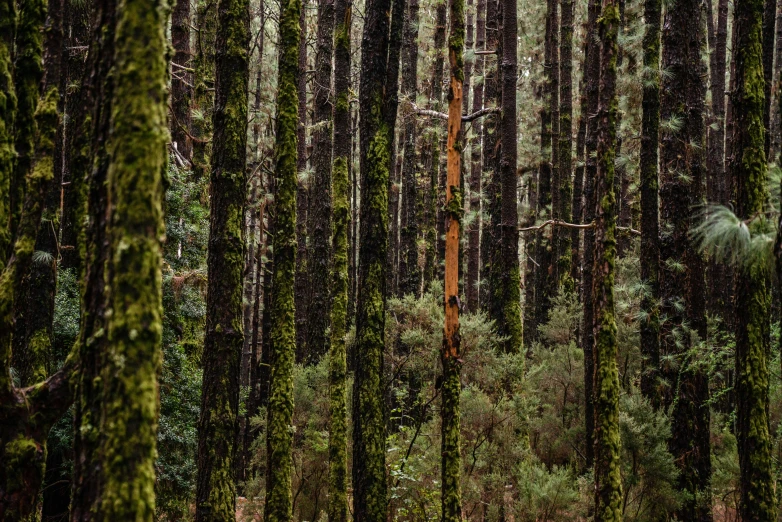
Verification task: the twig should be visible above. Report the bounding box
[518,219,641,236]
[409,101,500,122]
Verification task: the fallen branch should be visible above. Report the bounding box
[409,102,499,122]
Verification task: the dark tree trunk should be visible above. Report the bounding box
[639,0,661,408]
[580,0,600,471]
[353,0,395,513]
[265,0,301,516]
[328,0,351,517]
[398,0,421,298]
[466,0,485,312]
[171,0,193,159]
[295,0,309,361]
[306,0,335,363]
[192,0,217,181]
[433,0,447,285]
[659,0,712,516]
[556,0,573,292]
[592,0,622,518]
[496,0,521,353]
[195,0,250,517]
[763,0,777,157]
[731,0,777,516]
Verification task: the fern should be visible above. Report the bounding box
[32,250,54,266]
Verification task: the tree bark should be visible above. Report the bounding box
[659,0,712,516]
[172,0,193,159]
[192,0,217,181]
[195,0,251,516]
[592,0,622,519]
[763,0,777,157]
[556,0,573,291]
[294,0,309,361]
[306,0,335,363]
[731,0,777,516]
[398,0,421,298]
[265,0,301,517]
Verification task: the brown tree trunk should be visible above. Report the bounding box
[171,0,193,159]
[295,0,309,361]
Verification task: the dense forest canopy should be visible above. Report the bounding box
[4,0,782,518]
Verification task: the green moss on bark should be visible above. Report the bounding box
[0,0,15,268]
[265,0,301,518]
[97,0,168,517]
[593,1,623,520]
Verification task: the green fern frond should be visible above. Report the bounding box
[33,250,54,266]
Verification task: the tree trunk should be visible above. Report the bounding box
[0,0,14,265]
[763,0,777,157]
[592,0,622,519]
[442,0,464,515]
[580,0,600,471]
[307,0,335,363]
[194,0,250,515]
[466,0,485,311]
[556,0,573,292]
[295,0,309,361]
[97,0,168,516]
[192,0,217,181]
[171,0,193,159]
[398,0,421,298]
[328,0,351,519]
[731,0,777,516]
[265,0,301,517]
[353,0,394,513]
[639,0,661,408]
[659,0,712,515]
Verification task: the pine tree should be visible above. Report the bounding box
[171,0,192,158]
[192,0,217,181]
[294,0,309,360]
[555,0,573,292]
[592,0,623,518]
[265,0,300,516]
[731,0,777,516]
[195,0,250,515]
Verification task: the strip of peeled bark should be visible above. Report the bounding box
[731,0,777,516]
[265,0,300,518]
[353,0,393,514]
[398,0,421,298]
[97,0,168,517]
[195,0,250,516]
[639,0,661,408]
[328,1,351,519]
[442,0,464,516]
[306,0,335,364]
[593,0,622,518]
[659,0,711,514]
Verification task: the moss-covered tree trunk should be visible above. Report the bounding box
[466,0,485,312]
[398,0,421,298]
[592,0,622,518]
[192,0,217,181]
[639,0,660,408]
[659,0,712,515]
[556,0,573,292]
[328,0,351,519]
[171,0,193,159]
[306,0,335,364]
[194,0,250,516]
[762,0,776,157]
[352,0,394,513]
[731,0,777,516]
[442,0,464,516]
[580,0,600,471]
[0,0,14,267]
[265,0,300,515]
[96,0,168,518]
